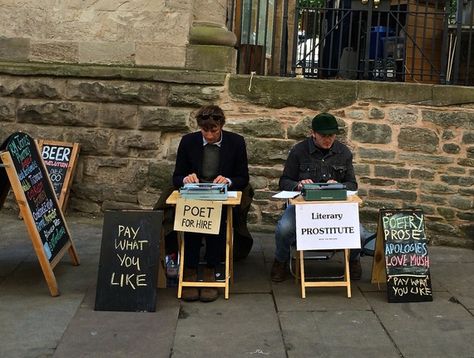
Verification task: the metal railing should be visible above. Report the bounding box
[232,0,474,86]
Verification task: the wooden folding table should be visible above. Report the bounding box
[290,195,362,298]
[166,190,241,299]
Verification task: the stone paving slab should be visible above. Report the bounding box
[428,246,474,263]
[172,293,286,358]
[279,310,401,358]
[1,211,474,358]
[270,257,371,312]
[430,262,474,309]
[53,286,180,358]
[232,248,272,294]
[0,259,89,358]
[365,290,474,358]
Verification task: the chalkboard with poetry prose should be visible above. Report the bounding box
[372,209,433,303]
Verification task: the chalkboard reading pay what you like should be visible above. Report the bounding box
[382,209,433,303]
[95,210,162,312]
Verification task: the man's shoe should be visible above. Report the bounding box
[182,268,199,301]
[271,259,288,282]
[349,259,362,280]
[200,267,219,302]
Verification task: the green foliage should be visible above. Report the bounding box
[298,0,325,8]
[447,0,457,24]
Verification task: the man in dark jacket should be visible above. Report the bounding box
[173,105,250,302]
[271,112,362,282]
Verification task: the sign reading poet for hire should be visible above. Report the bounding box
[296,202,361,251]
[174,199,223,235]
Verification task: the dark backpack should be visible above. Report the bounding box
[360,232,377,257]
[359,224,376,257]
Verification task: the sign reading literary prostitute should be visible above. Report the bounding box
[37,140,80,211]
[371,209,433,303]
[0,132,80,296]
[295,202,361,250]
[95,210,163,312]
[173,198,222,235]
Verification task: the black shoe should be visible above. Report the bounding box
[349,259,362,280]
[271,260,288,282]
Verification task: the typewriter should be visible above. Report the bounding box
[179,183,228,200]
[301,182,347,201]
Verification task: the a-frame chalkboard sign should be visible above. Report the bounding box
[371,209,433,303]
[0,132,80,296]
[37,139,80,212]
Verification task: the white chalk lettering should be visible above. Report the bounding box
[118,225,140,239]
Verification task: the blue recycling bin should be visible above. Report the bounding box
[369,26,392,59]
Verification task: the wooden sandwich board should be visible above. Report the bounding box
[371,209,433,303]
[37,139,80,212]
[0,132,80,296]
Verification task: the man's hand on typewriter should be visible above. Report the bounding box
[213,175,230,185]
[297,179,314,191]
[183,173,199,184]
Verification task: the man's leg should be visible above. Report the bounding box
[200,218,226,302]
[271,205,296,282]
[182,233,201,301]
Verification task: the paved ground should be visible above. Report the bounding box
[0,210,473,358]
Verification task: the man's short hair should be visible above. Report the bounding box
[196,105,226,130]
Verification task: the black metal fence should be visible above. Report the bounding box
[232,0,474,86]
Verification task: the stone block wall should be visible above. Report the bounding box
[0,0,192,67]
[0,1,237,72]
[0,65,473,248]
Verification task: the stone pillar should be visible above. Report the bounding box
[186,0,237,72]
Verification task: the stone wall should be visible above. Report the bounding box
[0,0,236,72]
[0,0,193,67]
[0,64,473,248]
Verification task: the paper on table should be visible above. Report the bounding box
[347,190,358,196]
[227,191,238,198]
[272,191,300,199]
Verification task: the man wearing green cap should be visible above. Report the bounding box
[271,112,362,282]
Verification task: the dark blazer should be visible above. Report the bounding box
[172,130,249,190]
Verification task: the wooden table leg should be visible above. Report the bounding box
[299,250,306,299]
[344,248,352,298]
[177,232,185,299]
[225,206,232,299]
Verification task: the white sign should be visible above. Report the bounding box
[174,198,223,235]
[295,202,361,250]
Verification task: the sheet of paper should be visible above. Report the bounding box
[272,191,300,199]
[227,191,238,198]
[347,190,358,196]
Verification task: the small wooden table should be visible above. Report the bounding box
[290,195,362,298]
[166,190,242,299]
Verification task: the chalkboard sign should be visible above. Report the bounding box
[372,209,433,303]
[37,140,80,211]
[95,210,163,312]
[0,132,80,296]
